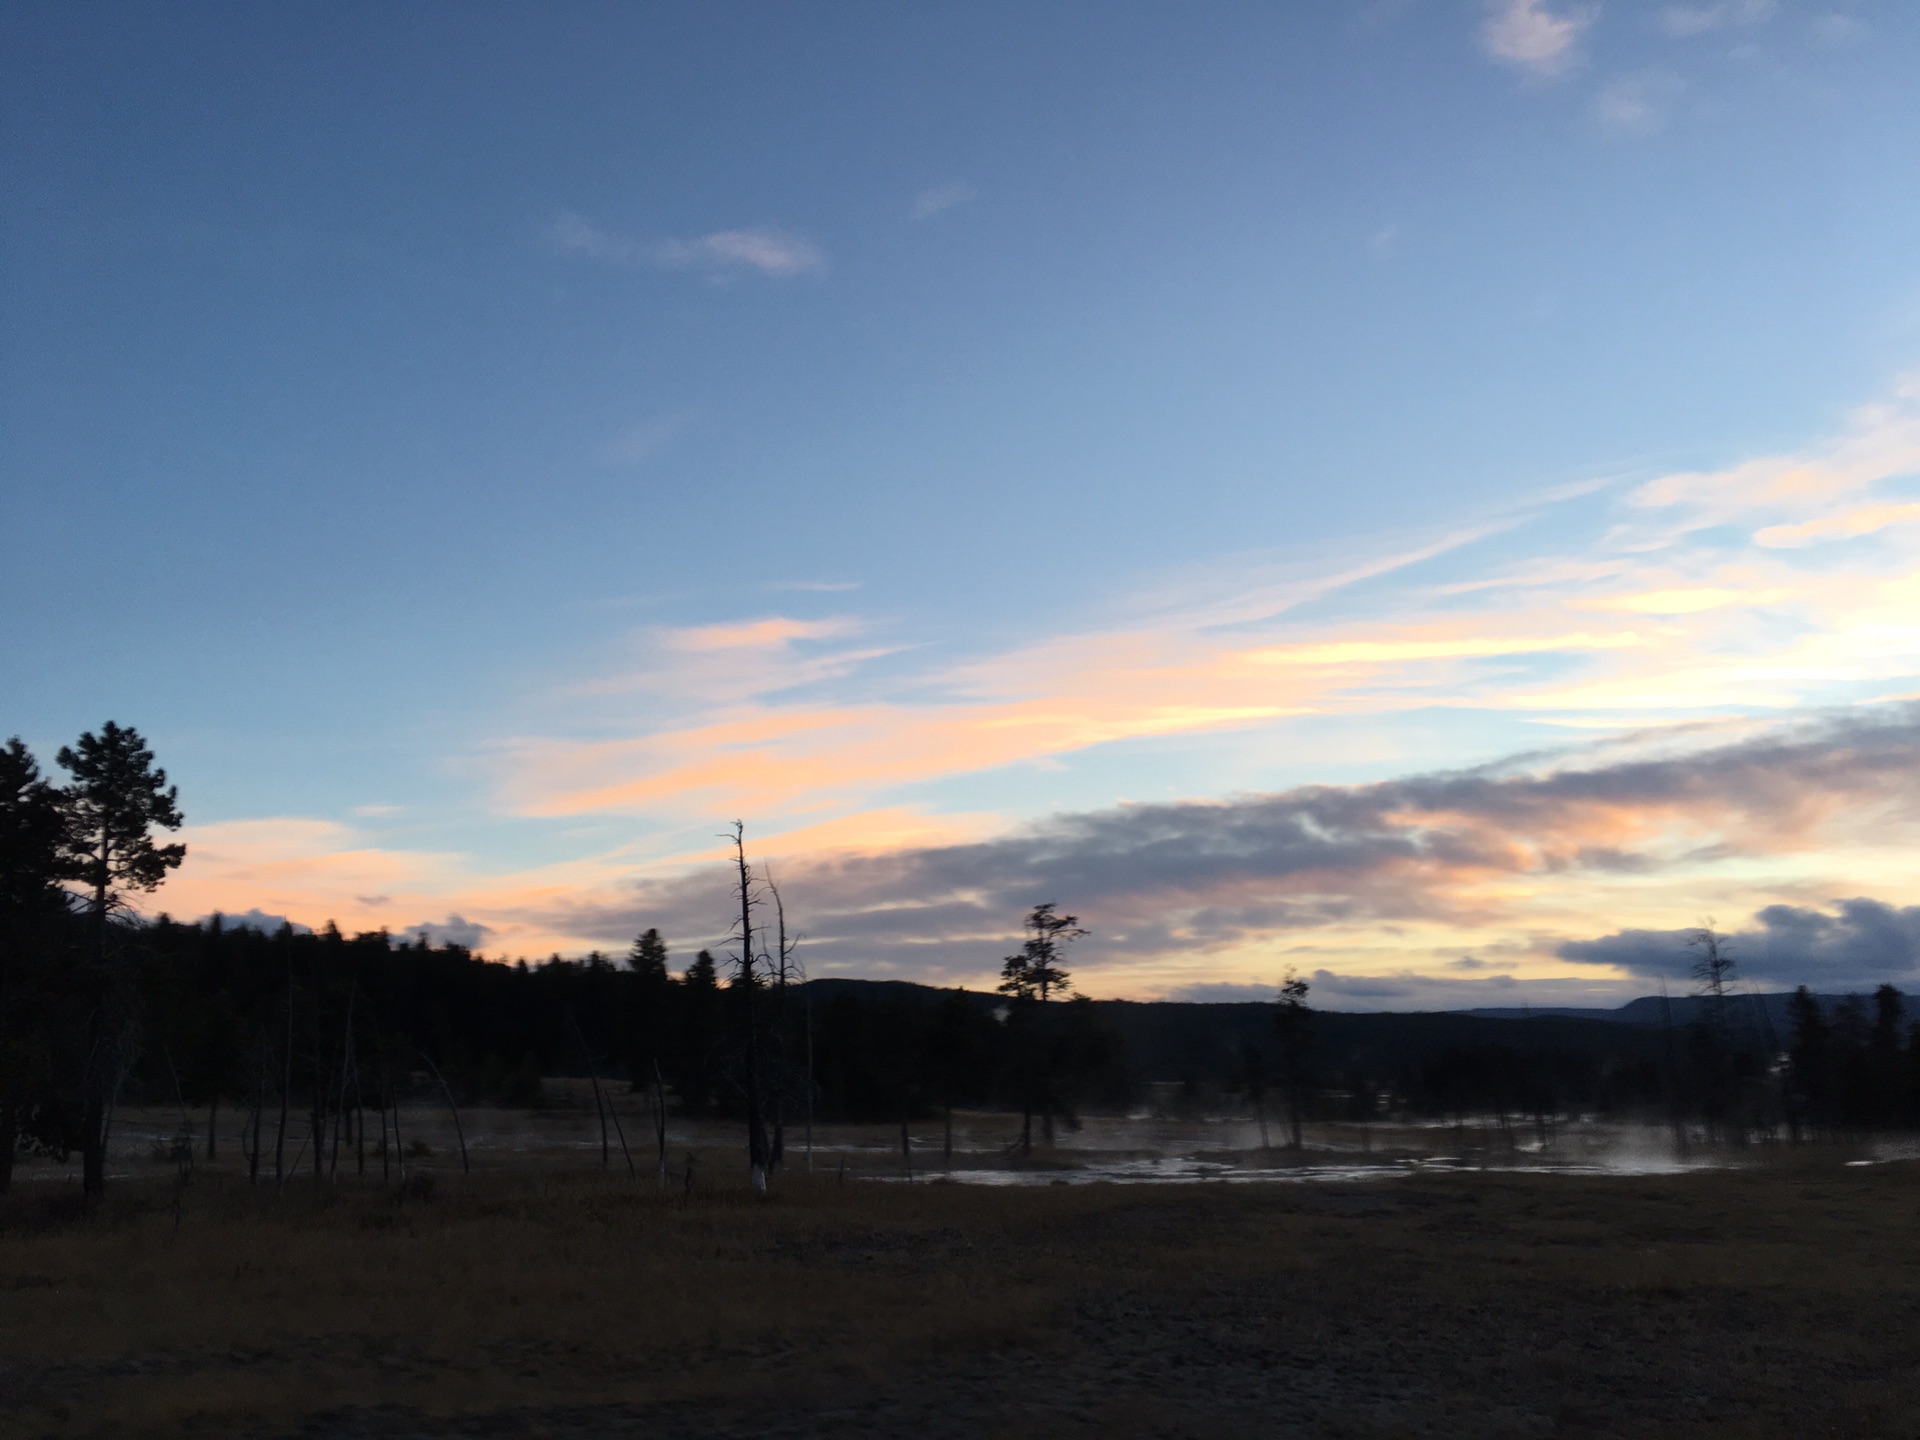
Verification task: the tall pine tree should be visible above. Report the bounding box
[57,722,186,1198]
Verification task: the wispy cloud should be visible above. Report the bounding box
[161,706,1920,994]
[495,377,1920,828]
[910,182,978,221]
[1480,0,1596,77]
[656,228,824,276]
[1593,72,1686,135]
[596,416,682,468]
[1810,13,1866,47]
[166,378,1920,994]
[548,212,825,277]
[493,705,1920,993]
[1658,0,1775,38]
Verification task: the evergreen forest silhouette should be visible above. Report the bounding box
[6,724,1920,1202]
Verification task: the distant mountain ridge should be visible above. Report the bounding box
[1462,992,1859,1036]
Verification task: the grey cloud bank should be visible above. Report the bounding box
[496,705,1920,995]
[1561,899,1920,989]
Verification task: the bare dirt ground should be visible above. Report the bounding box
[5,1104,1920,1438]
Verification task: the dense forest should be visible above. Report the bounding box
[7,724,1920,1201]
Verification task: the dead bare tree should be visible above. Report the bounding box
[766,872,806,1175]
[651,1058,670,1186]
[417,1049,470,1174]
[309,947,328,1185]
[275,941,293,1189]
[570,1010,634,1177]
[380,1042,404,1184]
[246,1030,267,1185]
[330,983,357,1180]
[728,821,770,1196]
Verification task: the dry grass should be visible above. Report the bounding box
[6,1118,1920,1437]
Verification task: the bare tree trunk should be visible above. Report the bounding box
[418,1050,469,1174]
[732,823,769,1196]
[310,960,327,1185]
[246,1036,265,1185]
[99,1033,136,1175]
[331,985,356,1180]
[0,1105,15,1194]
[387,1048,406,1183]
[768,875,794,1175]
[589,1052,609,1168]
[276,949,293,1190]
[652,1059,669,1187]
[572,1015,633,1176]
[606,1085,635,1177]
[81,1060,105,1198]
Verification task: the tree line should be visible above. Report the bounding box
[9,724,1920,1201]
[0,725,1140,1196]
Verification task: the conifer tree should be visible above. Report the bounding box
[1274,969,1313,1149]
[56,722,186,1198]
[997,902,1088,1150]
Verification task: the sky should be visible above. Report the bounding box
[5,0,1920,1007]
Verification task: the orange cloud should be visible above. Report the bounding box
[166,379,1920,996]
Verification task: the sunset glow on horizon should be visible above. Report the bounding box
[9,2,1920,1006]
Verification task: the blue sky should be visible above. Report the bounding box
[6,1,1920,1002]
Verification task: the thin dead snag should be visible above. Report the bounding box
[766,872,805,1177]
[276,940,293,1190]
[571,1009,634,1178]
[330,983,357,1180]
[652,1058,670,1187]
[729,821,770,1196]
[417,1049,470,1174]
[381,1043,404,1183]
[246,1031,266,1185]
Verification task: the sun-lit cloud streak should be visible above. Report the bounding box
[151,817,656,960]
[497,379,1920,828]
[159,705,1920,1000]
[165,379,1920,998]
[548,212,825,277]
[488,705,1920,995]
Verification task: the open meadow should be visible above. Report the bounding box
[6,1100,1920,1438]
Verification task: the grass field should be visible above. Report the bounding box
[5,1105,1920,1438]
